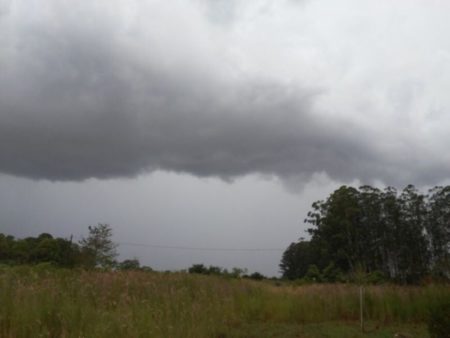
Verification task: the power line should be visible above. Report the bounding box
[118,241,284,252]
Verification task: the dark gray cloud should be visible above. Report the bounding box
[1,0,449,186]
[2,0,450,277]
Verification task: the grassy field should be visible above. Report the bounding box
[0,265,447,337]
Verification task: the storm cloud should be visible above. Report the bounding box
[1,0,450,185]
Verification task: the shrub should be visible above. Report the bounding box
[248,272,265,280]
[305,264,321,282]
[322,263,344,283]
[427,299,450,338]
[366,270,386,284]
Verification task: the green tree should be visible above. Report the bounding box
[304,264,322,282]
[280,240,317,279]
[33,235,59,263]
[306,186,363,273]
[0,234,15,263]
[396,185,428,282]
[118,258,140,270]
[79,224,118,268]
[188,264,208,274]
[248,272,265,280]
[322,262,343,283]
[426,186,450,278]
[230,267,246,278]
[284,184,449,284]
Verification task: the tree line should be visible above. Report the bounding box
[280,185,450,283]
[0,223,150,271]
[0,224,263,277]
[187,264,266,280]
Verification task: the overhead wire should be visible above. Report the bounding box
[118,241,284,252]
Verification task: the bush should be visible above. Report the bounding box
[248,272,265,280]
[322,263,344,283]
[366,270,386,284]
[305,264,322,282]
[188,264,208,274]
[118,258,140,270]
[428,300,450,338]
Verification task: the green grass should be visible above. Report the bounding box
[223,322,429,338]
[0,265,447,337]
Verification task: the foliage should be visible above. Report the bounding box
[230,267,247,278]
[280,241,316,280]
[322,262,344,283]
[0,233,79,267]
[280,184,450,283]
[427,298,450,338]
[188,263,211,274]
[0,224,124,270]
[188,264,249,278]
[247,271,265,280]
[117,258,141,270]
[79,223,118,269]
[304,264,322,282]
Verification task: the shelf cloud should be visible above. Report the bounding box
[1,0,450,186]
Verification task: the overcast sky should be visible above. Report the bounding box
[1,0,450,276]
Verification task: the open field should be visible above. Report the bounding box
[0,265,447,337]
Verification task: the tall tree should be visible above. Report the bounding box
[283,184,450,283]
[396,185,428,282]
[358,185,383,273]
[306,186,362,273]
[427,186,450,277]
[280,240,317,279]
[79,224,118,268]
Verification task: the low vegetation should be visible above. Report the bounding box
[1,184,448,336]
[1,265,448,337]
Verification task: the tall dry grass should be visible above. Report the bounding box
[0,265,447,337]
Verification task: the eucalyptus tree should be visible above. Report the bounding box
[426,186,450,277]
[281,184,450,282]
